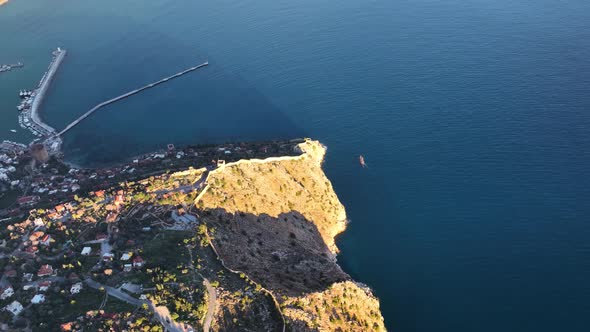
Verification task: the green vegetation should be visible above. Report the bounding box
[147,268,208,325]
[143,231,190,270]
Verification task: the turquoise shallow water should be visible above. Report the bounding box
[2,0,590,330]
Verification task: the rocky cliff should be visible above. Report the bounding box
[197,139,386,331]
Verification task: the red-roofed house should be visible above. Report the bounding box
[96,234,108,241]
[60,322,73,331]
[115,193,125,205]
[132,256,144,268]
[46,212,61,220]
[102,253,114,262]
[17,195,39,206]
[39,281,52,292]
[40,234,52,246]
[106,212,119,223]
[55,204,66,213]
[37,264,54,277]
[24,246,39,256]
[94,190,105,198]
[3,269,17,278]
[29,231,44,242]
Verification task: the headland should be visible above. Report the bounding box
[0,138,386,331]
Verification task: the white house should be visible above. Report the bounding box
[120,252,132,261]
[132,256,144,268]
[70,282,83,294]
[4,301,23,316]
[81,247,92,256]
[123,264,132,272]
[31,294,45,304]
[0,286,14,300]
[171,211,197,224]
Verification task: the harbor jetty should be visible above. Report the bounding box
[12,46,209,157]
[17,48,65,141]
[56,61,209,137]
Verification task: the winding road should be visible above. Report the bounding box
[84,278,190,332]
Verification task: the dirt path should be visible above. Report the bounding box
[186,245,217,332]
[202,278,217,332]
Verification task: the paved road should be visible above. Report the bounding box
[84,278,192,332]
[84,278,144,307]
[154,171,209,196]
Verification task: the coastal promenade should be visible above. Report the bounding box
[56,61,209,137]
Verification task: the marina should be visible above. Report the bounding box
[15,48,65,153]
[11,46,208,157]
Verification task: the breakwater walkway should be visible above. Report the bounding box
[31,48,66,136]
[18,48,65,140]
[55,61,209,137]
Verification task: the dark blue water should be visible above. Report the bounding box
[2,0,590,330]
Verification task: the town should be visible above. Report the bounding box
[0,139,303,331]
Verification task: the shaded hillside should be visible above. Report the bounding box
[196,140,386,331]
[198,140,347,254]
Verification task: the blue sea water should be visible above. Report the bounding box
[1,0,590,330]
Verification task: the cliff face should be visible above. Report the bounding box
[199,140,347,254]
[196,140,386,331]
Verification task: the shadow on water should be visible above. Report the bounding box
[37,15,305,168]
[60,63,305,167]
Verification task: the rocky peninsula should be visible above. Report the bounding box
[0,139,385,331]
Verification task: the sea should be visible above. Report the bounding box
[1,0,589,330]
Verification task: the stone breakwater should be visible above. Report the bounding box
[17,48,65,153]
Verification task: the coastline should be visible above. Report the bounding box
[0,0,9,7]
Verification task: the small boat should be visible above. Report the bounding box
[359,155,367,168]
[10,129,17,133]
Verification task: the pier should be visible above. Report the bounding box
[18,48,65,140]
[55,61,209,137]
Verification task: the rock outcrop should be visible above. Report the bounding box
[196,139,386,331]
